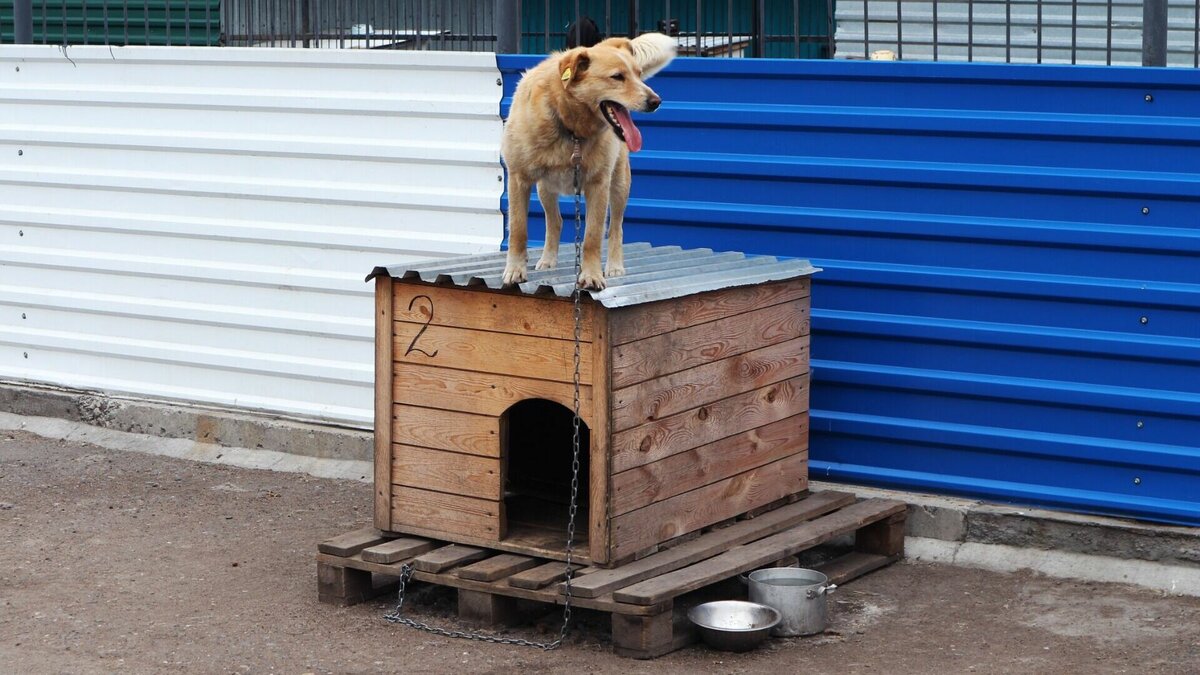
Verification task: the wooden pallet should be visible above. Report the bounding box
[316,490,905,659]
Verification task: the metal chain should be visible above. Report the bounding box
[384,138,587,651]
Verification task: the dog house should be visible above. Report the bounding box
[368,244,818,567]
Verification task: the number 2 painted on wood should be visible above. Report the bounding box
[405,295,439,358]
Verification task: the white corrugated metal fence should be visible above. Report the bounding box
[0,46,504,426]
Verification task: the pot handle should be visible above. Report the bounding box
[806,583,838,599]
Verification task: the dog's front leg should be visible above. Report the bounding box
[503,173,532,286]
[578,179,610,290]
[535,183,562,270]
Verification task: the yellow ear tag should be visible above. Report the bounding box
[561,68,572,83]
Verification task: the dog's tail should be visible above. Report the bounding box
[630,32,677,79]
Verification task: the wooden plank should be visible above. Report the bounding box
[392,445,500,501]
[317,561,375,607]
[565,491,856,599]
[458,589,525,626]
[612,376,809,473]
[589,305,612,566]
[611,299,810,388]
[389,521,592,565]
[394,282,592,341]
[856,511,907,557]
[394,324,593,385]
[393,363,594,421]
[374,276,395,531]
[457,553,539,581]
[611,454,809,560]
[315,552,669,616]
[610,414,808,516]
[611,336,810,432]
[318,526,391,557]
[815,551,900,586]
[393,405,498,457]
[610,278,810,345]
[361,537,437,564]
[508,561,583,590]
[411,544,490,573]
[391,486,500,540]
[612,499,908,605]
[611,610,675,659]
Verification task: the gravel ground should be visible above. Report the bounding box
[3,429,1200,674]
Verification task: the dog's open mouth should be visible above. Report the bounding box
[600,100,643,153]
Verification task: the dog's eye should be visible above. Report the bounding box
[611,73,625,81]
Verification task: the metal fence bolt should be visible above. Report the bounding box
[1136,420,1145,429]
[496,78,502,86]
[14,66,18,72]
[1133,477,1142,485]
[17,150,23,156]
[1141,207,1150,215]
[1144,94,1153,103]
[1140,316,1149,325]
[23,352,28,359]
[21,313,26,319]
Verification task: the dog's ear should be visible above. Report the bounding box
[559,48,590,88]
[597,37,634,54]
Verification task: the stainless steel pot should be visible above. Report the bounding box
[745,568,836,637]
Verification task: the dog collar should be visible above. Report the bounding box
[553,110,585,144]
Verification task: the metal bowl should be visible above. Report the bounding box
[687,600,782,652]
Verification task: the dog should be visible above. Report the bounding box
[501,32,677,290]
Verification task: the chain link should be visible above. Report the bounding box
[384,138,587,651]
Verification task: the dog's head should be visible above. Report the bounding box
[558,33,676,152]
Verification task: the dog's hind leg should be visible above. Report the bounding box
[605,155,631,278]
[503,173,532,286]
[535,182,562,270]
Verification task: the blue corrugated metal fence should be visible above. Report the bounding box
[498,55,1200,526]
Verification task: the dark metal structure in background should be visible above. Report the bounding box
[1,2,1195,65]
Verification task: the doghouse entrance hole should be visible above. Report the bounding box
[502,398,589,550]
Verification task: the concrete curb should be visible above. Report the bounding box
[5,380,1200,595]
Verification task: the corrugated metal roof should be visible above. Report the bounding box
[370,243,819,308]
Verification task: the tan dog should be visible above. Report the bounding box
[501,33,677,289]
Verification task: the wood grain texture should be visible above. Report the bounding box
[611,376,809,473]
[318,526,391,557]
[456,553,539,581]
[610,454,810,560]
[374,276,395,531]
[389,522,592,566]
[611,336,810,432]
[507,561,583,590]
[612,499,908,605]
[609,278,811,345]
[611,299,810,388]
[393,363,594,421]
[361,537,437,564]
[392,445,500,501]
[411,544,489,573]
[394,324,592,384]
[394,282,592,340]
[610,414,809,516]
[315,552,666,616]
[392,405,499,457]
[565,491,857,599]
[589,306,612,566]
[391,485,501,540]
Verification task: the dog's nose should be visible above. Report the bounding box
[645,94,662,112]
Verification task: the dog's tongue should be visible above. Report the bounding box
[615,106,643,153]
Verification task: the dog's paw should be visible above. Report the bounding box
[535,254,557,271]
[501,264,528,287]
[577,268,607,291]
[604,262,626,278]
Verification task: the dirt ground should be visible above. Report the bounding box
[3,430,1200,674]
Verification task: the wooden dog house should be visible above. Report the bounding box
[368,244,819,567]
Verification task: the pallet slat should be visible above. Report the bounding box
[508,561,583,590]
[412,544,490,573]
[361,537,437,564]
[457,554,539,582]
[317,526,392,557]
[566,491,856,599]
[612,499,907,605]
